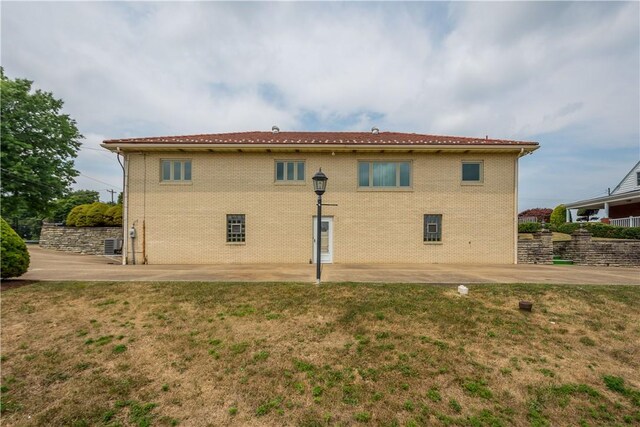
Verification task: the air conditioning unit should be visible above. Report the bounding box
[104,238,123,255]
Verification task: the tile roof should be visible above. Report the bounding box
[103,131,538,147]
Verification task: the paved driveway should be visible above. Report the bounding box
[18,246,640,285]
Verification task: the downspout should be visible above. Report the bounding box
[120,150,130,265]
[514,148,524,264]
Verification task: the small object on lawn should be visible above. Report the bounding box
[458,285,468,296]
[519,301,533,311]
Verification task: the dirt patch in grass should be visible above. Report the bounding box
[1,282,639,426]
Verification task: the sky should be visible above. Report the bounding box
[1,1,639,210]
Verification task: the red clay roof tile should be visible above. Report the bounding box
[103,131,538,146]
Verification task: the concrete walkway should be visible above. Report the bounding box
[18,246,640,285]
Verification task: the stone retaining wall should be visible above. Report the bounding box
[518,228,640,267]
[39,223,123,255]
[517,229,554,264]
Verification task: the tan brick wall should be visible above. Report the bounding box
[125,151,517,264]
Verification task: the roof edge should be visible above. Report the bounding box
[101,142,539,153]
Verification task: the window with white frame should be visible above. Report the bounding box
[461,161,483,183]
[424,214,442,242]
[358,161,411,188]
[275,160,305,182]
[637,171,640,186]
[161,159,192,182]
[226,214,245,243]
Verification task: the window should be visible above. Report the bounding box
[424,214,442,242]
[358,161,411,188]
[462,161,483,183]
[275,161,305,182]
[161,159,192,182]
[226,214,245,243]
[637,171,640,186]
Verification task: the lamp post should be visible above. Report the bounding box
[312,169,328,284]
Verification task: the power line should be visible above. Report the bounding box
[77,173,121,190]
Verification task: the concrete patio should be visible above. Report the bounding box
[16,246,640,285]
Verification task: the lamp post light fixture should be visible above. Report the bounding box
[312,169,328,284]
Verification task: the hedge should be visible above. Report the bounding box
[1,217,30,279]
[550,223,640,240]
[104,204,123,226]
[518,222,542,233]
[66,202,122,227]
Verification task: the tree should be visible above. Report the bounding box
[1,68,83,219]
[1,217,30,278]
[47,190,99,224]
[518,208,553,223]
[550,204,569,226]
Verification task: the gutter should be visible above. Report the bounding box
[101,142,540,154]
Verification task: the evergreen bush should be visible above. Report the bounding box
[104,204,123,226]
[85,202,110,226]
[66,205,86,226]
[518,222,542,233]
[1,217,30,278]
[550,204,568,226]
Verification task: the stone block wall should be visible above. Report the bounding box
[558,228,640,267]
[518,228,640,267]
[39,223,123,255]
[517,229,554,264]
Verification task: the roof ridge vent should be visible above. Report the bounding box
[371,127,379,135]
[272,125,280,134]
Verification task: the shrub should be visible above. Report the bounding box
[518,222,541,233]
[104,204,123,226]
[550,204,568,226]
[66,204,87,226]
[69,203,113,227]
[550,222,640,240]
[84,202,110,226]
[48,190,99,223]
[1,217,30,279]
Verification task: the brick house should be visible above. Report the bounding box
[102,131,538,265]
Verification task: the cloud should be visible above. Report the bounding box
[1,1,638,208]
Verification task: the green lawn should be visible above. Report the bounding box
[1,282,639,426]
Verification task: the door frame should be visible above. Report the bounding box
[312,216,333,264]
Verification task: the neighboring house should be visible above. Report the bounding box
[565,160,640,227]
[101,131,538,265]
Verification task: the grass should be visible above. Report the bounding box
[1,281,639,426]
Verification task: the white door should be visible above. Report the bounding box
[313,217,333,264]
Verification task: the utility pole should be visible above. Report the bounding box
[106,189,117,203]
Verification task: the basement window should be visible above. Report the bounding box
[227,214,246,243]
[424,214,442,242]
[161,159,192,182]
